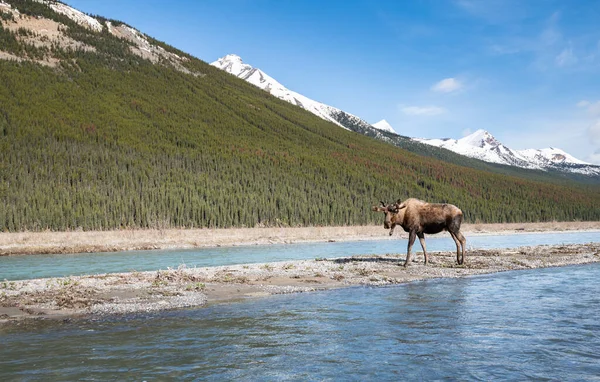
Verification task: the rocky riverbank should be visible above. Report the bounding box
[2,242,599,323]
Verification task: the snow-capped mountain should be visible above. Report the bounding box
[211,55,388,137]
[213,54,598,178]
[517,148,589,166]
[414,129,600,176]
[372,119,396,133]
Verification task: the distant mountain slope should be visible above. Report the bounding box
[212,55,599,180]
[211,54,349,129]
[414,129,600,177]
[0,0,599,231]
[211,54,392,140]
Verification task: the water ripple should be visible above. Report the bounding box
[2,264,600,380]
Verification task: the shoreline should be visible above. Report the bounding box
[2,242,599,323]
[1,221,600,256]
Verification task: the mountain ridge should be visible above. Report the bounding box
[414,129,599,176]
[212,54,599,178]
[211,54,394,140]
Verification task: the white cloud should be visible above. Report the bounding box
[432,78,462,93]
[485,12,598,72]
[588,102,600,116]
[577,100,600,116]
[589,120,600,145]
[587,150,600,164]
[554,115,600,165]
[401,105,446,116]
[555,47,578,67]
[585,119,600,164]
[541,13,561,47]
[455,0,529,24]
[461,128,473,137]
[577,100,590,108]
[489,44,522,55]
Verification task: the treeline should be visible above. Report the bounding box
[0,0,599,231]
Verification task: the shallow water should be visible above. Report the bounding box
[1,231,599,281]
[2,263,599,380]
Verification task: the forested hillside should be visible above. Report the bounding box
[1,0,599,231]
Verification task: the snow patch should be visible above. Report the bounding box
[372,119,396,133]
[517,148,589,165]
[34,0,103,32]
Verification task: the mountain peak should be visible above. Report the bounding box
[459,129,500,148]
[213,54,248,69]
[220,54,243,63]
[211,54,259,82]
[372,119,396,134]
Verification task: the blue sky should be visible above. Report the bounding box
[66,0,600,164]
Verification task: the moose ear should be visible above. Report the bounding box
[372,206,385,212]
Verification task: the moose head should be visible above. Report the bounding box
[371,200,403,230]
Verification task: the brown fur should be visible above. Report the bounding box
[372,198,466,266]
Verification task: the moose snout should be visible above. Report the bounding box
[384,221,391,229]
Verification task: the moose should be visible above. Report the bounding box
[372,198,466,267]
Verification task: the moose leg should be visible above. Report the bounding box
[405,231,416,267]
[389,223,396,236]
[449,231,460,264]
[417,232,428,265]
[456,231,466,265]
[449,231,464,265]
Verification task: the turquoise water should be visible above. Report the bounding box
[1,231,599,280]
[1,263,599,380]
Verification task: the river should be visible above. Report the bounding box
[1,262,599,380]
[1,231,599,281]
